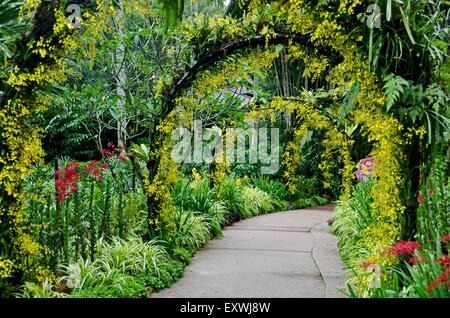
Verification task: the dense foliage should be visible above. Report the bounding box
[0,0,448,298]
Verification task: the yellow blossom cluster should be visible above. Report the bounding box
[283,125,309,194]
[190,168,202,189]
[212,152,231,188]
[0,259,14,279]
[146,114,181,235]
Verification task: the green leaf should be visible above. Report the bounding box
[407,105,422,123]
[158,0,184,32]
[129,143,150,162]
[383,74,409,112]
[338,81,360,124]
[399,6,416,45]
[386,0,392,22]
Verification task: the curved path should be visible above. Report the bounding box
[155,207,347,298]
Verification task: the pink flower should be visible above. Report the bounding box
[101,148,114,157]
[101,141,128,163]
[107,142,116,149]
[442,234,450,242]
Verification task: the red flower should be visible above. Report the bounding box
[442,234,450,242]
[101,148,114,157]
[427,267,450,292]
[101,142,128,163]
[101,141,121,158]
[64,162,78,180]
[55,179,64,191]
[55,161,81,204]
[435,256,450,266]
[383,240,421,256]
[57,192,67,204]
[426,255,450,292]
[84,160,106,182]
[417,191,424,204]
[107,142,117,150]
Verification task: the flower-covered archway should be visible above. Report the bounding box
[0,0,435,296]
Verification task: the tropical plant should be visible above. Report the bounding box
[250,175,286,202]
[172,210,211,252]
[0,0,25,64]
[214,174,246,222]
[59,235,181,297]
[172,176,215,213]
[206,201,228,236]
[241,186,276,218]
[332,179,375,264]
[16,279,67,298]
[416,154,450,244]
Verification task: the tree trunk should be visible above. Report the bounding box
[404,134,422,240]
[115,2,127,148]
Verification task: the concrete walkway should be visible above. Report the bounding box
[155,208,347,298]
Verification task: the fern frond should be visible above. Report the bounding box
[383,74,409,112]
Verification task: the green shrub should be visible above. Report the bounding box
[396,250,450,298]
[17,280,67,298]
[241,186,276,218]
[119,191,148,238]
[70,273,148,298]
[173,210,211,252]
[206,201,228,236]
[312,195,329,206]
[332,179,374,264]
[250,175,286,202]
[416,155,450,244]
[214,174,245,222]
[357,240,450,298]
[292,176,321,199]
[295,198,315,208]
[172,177,215,213]
[59,236,177,297]
[172,176,227,237]
[95,236,168,276]
[23,161,148,268]
[139,259,185,292]
[172,246,193,264]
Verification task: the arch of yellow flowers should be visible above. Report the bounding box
[158,39,410,296]
[165,38,407,266]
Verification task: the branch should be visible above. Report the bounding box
[163,31,337,115]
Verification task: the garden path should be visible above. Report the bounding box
[155,207,347,298]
